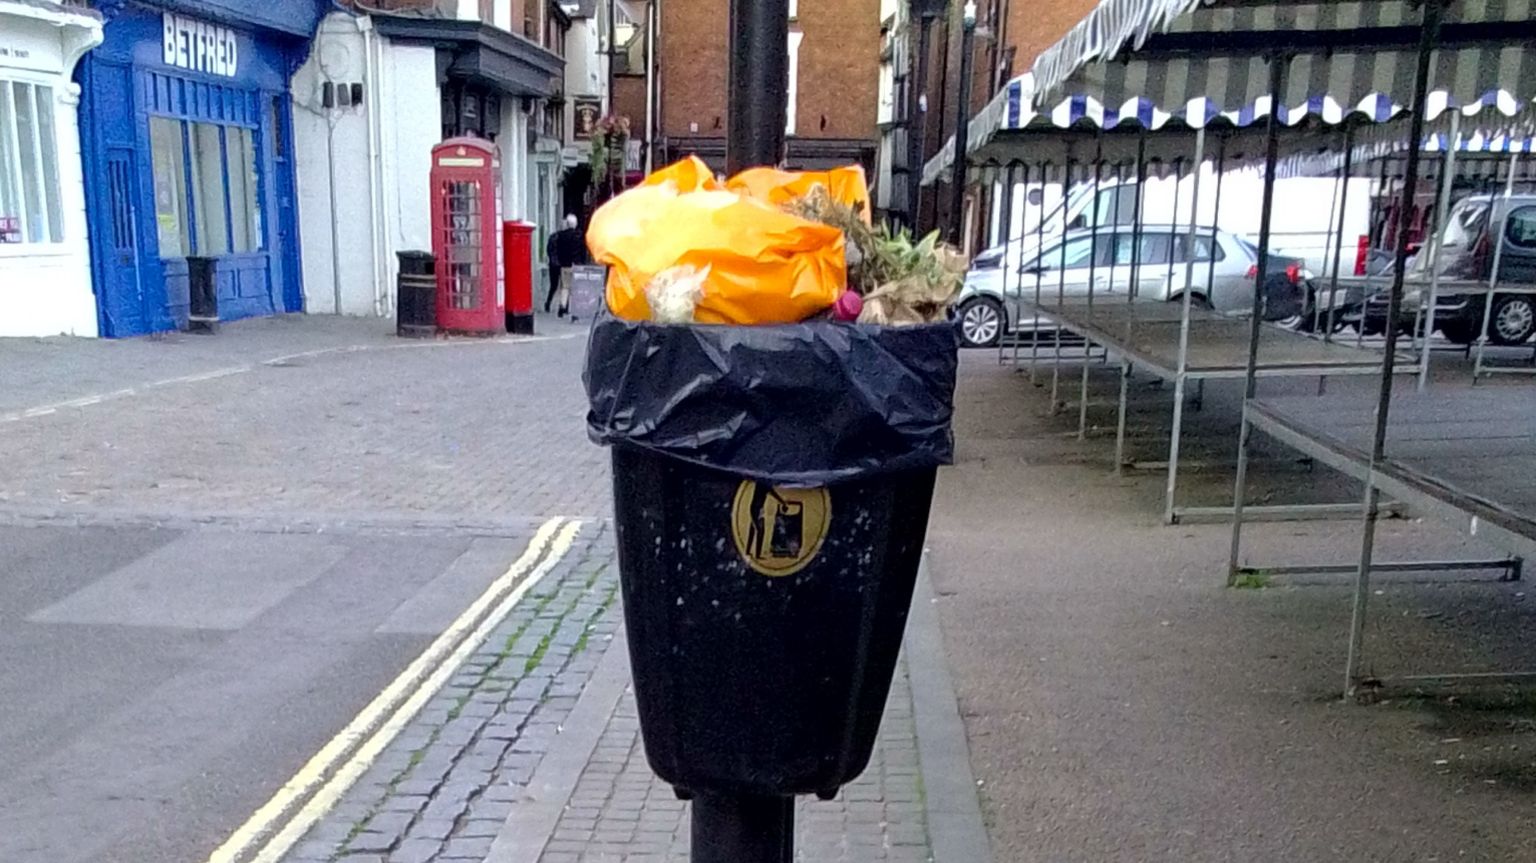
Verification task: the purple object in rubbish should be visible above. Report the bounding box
[833,291,864,322]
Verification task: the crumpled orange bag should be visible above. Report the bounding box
[727,165,873,224]
[587,156,868,325]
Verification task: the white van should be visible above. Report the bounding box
[982,170,1374,277]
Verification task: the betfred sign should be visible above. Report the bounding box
[162,13,238,78]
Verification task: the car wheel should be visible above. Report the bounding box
[1168,293,1213,312]
[1489,295,1536,346]
[958,297,1005,348]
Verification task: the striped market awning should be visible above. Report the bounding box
[1033,0,1536,114]
[923,0,1536,186]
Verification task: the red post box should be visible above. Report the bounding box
[503,220,535,334]
[430,138,504,336]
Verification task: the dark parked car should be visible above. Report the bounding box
[1360,193,1536,345]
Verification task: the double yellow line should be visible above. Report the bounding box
[206,517,583,863]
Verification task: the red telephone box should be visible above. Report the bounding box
[430,138,504,336]
[503,221,535,334]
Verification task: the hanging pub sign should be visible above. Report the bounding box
[162,13,238,78]
[573,97,602,140]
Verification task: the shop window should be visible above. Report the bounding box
[148,115,262,258]
[190,123,230,256]
[226,127,261,253]
[150,117,190,256]
[0,80,64,244]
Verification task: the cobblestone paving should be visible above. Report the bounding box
[0,328,610,521]
[538,666,930,863]
[284,524,621,863]
[279,522,934,863]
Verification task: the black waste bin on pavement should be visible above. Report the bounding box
[186,255,218,334]
[586,316,958,861]
[396,250,436,338]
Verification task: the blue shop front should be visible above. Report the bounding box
[78,1,325,337]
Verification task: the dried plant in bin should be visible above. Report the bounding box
[785,185,965,324]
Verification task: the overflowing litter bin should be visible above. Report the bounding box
[585,314,958,859]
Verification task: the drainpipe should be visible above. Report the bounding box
[645,0,656,173]
[360,15,386,316]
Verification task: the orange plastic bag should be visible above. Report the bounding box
[727,165,873,224]
[587,157,858,325]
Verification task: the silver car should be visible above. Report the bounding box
[955,225,1314,347]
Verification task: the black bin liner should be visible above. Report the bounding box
[585,317,959,486]
[585,317,958,798]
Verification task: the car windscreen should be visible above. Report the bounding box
[1406,198,1489,276]
[1442,199,1489,249]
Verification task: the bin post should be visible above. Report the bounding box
[726,0,789,174]
[692,794,793,863]
[719,2,793,856]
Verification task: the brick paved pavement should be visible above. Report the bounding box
[285,525,621,863]
[0,319,607,522]
[536,672,930,863]
[2,318,983,863]
[1,316,402,414]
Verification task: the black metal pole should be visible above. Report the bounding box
[907,11,937,231]
[947,7,978,245]
[727,0,790,174]
[700,2,796,855]
[692,793,794,863]
[606,0,617,114]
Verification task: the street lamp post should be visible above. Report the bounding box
[905,0,944,231]
[947,1,977,247]
[727,0,790,175]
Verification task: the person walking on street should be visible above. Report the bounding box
[545,214,586,317]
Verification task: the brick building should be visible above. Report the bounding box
[913,0,1098,238]
[656,0,882,172]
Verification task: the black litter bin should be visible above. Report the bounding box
[186,256,218,334]
[586,315,958,858]
[611,448,935,797]
[396,250,436,338]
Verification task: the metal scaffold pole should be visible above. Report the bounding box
[1418,111,1460,390]
[1324,124,1355,343]
[1052,151,1075,412]
[1343,0,1444,697]
[1079,136,1105,441]
[1164,129,1205,525]
[1030,160,1047,383]
[1113,130,1148,476]
[1473,151,1522,380]
[1226,52,1288,585]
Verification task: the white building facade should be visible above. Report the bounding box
[290,8,564,318]
[0,1,103,337]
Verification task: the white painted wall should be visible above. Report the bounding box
[564,16,603,134]
[291,13,440,317]
[386,43,440,255]
[0,6,102,338]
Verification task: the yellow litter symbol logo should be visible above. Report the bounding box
[730,481,831,577]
